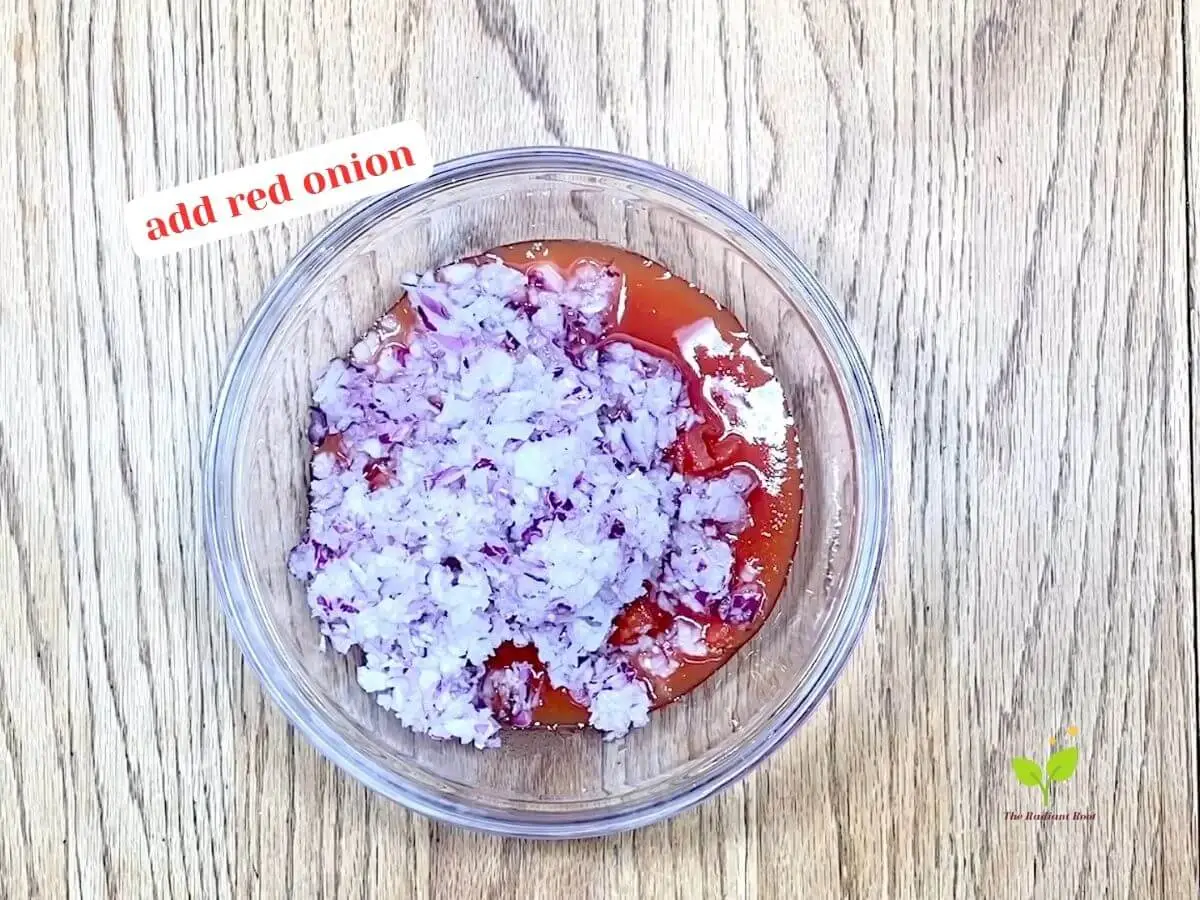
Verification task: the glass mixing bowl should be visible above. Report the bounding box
[204,147,888,838]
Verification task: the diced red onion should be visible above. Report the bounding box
[288,255,757,749]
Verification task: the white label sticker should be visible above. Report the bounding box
[125,121,433,257]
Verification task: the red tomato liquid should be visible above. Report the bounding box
[481,240,804,726]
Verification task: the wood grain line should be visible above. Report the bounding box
[474,0,569,144]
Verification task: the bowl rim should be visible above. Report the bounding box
[204,146,889,839]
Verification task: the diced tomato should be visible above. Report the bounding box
[675,424,716,473]
[364,458,391,490]
[485,641,588,726]
[379,296,420,349]
[482,662,546,727]
[705,434,747,469]
[611,599,672,646]
[705,622,738,652]
[317,433,351,466]
[672,424,752,476]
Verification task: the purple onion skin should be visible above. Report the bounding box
[718,584,764,625]
[416,306,438,332]
[307,407,329,444]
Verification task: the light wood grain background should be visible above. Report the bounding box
[2,0,1198,897]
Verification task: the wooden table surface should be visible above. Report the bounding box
[3,0,1198,897]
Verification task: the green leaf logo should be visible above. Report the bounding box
[1010,729,1083,808]
[1011,757,1043,786]
[1046,746,1079,782]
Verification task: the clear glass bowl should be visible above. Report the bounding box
[204,148,888,838]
